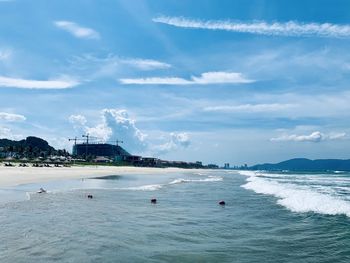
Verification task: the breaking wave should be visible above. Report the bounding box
[122,176,223,191]
[239,170,350,217]
[28,175,225,194]
[121,184,163,191]
[169,176,223,185]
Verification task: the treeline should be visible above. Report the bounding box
[0,136,69,158]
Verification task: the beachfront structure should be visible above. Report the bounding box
[73,143,131,159]
[93,156,112,163]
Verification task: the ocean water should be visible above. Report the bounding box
[1,170,350,262]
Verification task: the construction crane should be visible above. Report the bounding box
[82,133,100,144]
[68,137,85,145]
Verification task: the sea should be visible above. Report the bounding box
[1,169,350,262]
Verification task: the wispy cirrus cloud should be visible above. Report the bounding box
[54,21,100,39]
[120,71,254,85]
[0,112,26,122]
[120,58,171,70]
[153,16,350,38]
[203,103,296,113]
[271,131,347,142]
[66,54,171,81]
[0,49,11,61]
[0,76,79,89]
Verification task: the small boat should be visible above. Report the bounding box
[37,188,47,194]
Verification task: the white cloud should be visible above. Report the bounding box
[68,109,192,156]
[69,109,147,153]
[69,114,87,126]
[203,103,295,113]
[271,131,347,142]
[120,77,191,85]
[0,112,26,122]
[120,71,254,85]
[328,133,347,140]
[120,58,171,70]
[54,21,100,39]
[153,132,191,154]
[0,127,23,140]
[0,76,79,89]
[67,54,172,81]
[153,16,350,38]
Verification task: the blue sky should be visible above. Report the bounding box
[1,0,350,165]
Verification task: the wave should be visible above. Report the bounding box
[22,175,224,197]
[241,171,350,217]
[121,176,223,190]
[169,176,223,185]
[120,184,163,191]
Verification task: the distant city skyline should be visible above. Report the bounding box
[1,0,350,165]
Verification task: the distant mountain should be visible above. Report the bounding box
[0,136,54,151]
[0,136,67,158]
[250,158,350,171]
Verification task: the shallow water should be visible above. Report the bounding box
[1,170,350,262]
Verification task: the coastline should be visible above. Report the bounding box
[0,165,203,188]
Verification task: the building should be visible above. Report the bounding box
[224,163,230,169]
[73,143,130,159]
[93,156,112,163]
[141,157,159,167]
[123,155,142,165]
[207,164,219,169]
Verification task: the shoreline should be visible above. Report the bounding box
[0,165,209,188]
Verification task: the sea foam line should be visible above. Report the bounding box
[62,176,224,192]
[169,176,223,185]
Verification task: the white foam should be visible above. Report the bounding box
[237,170,257,177]
[242,172,350,217]
[168,176,223,185]
[121,184,163,191]
[26,192,32,200]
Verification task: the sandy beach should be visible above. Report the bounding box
[0,165,198,187]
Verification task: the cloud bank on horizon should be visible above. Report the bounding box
[271,131,347,142]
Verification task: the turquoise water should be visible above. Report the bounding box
[1,170,350,262]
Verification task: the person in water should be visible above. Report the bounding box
[37,188,47,193]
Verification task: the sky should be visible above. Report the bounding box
[1,0,350,166]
